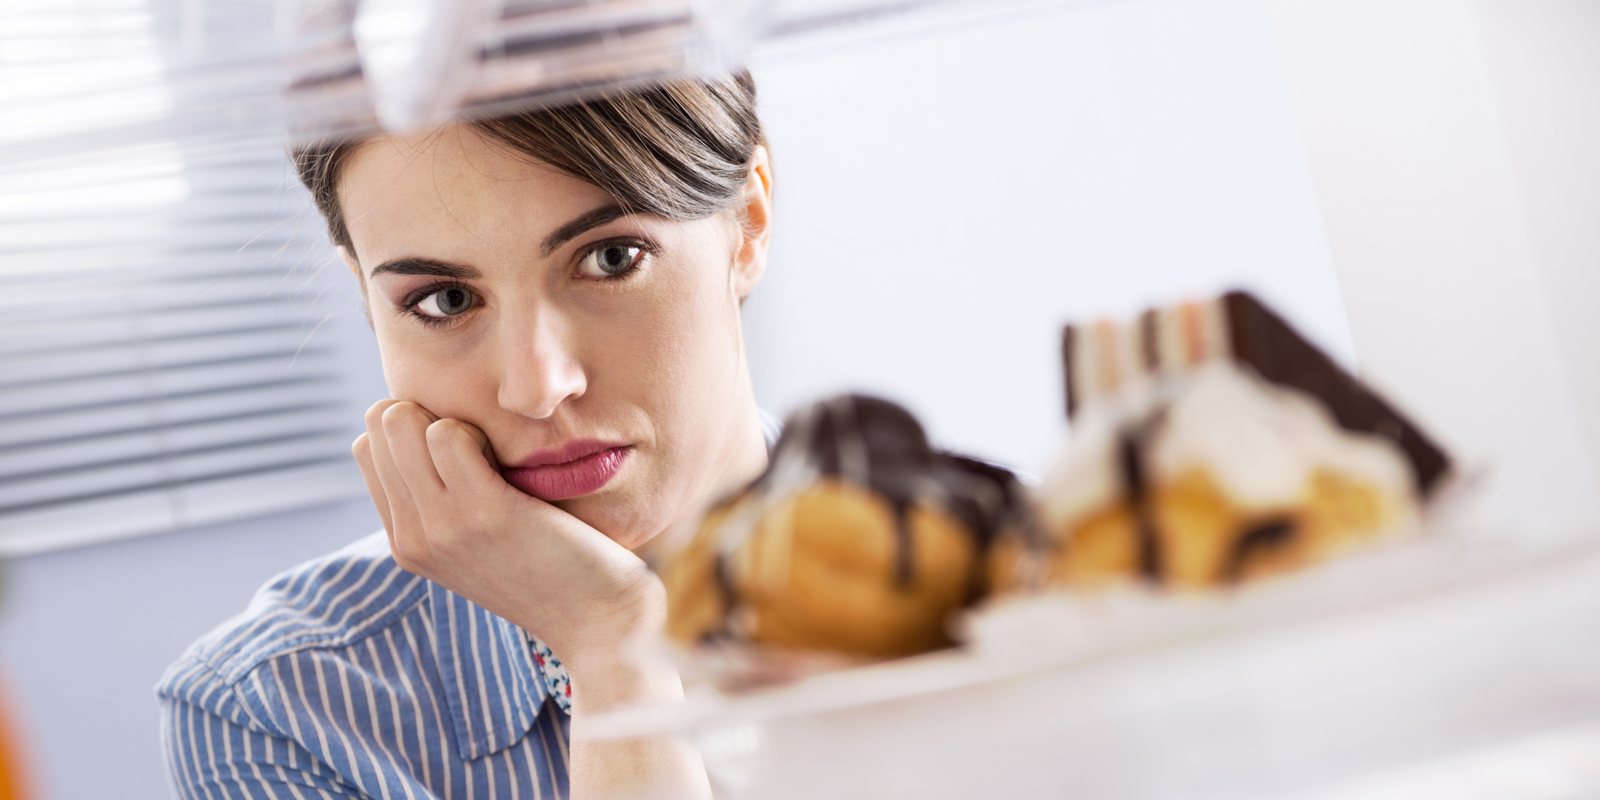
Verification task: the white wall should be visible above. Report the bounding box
[745,0,1355,477]
[1475,0,1600,515]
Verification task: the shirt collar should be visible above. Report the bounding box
[429,581,547,761]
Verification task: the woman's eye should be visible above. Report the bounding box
[578,243,645,277]
[414,286,475,318]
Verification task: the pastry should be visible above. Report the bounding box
[1036,291,1450,589]
[660,395,1036,660]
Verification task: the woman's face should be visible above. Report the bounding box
[338,126,771,549]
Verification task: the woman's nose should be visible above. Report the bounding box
[497,310,587,420]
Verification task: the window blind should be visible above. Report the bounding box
[0,0,372,555]
[0,148,368,556]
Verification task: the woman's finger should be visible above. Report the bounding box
[427,418,503,495]
[364,400,428,554]
[382,401,447,497]
[352,433,395,536]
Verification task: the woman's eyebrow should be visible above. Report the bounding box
[541,205,630,256]
[369,258,482,280]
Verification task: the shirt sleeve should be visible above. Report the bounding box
[161,693,372,800]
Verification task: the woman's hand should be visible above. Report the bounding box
[354,400,712,799]
[351,399,664,677]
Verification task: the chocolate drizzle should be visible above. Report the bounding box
[1063,325,1080,418]
[1223,518,1296,583]
[749,395,1033,594]
[707,552,738,643]
[936,454,1038,601]
[1116,420,1165,582]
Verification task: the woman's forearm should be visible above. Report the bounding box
[567,658,711,800]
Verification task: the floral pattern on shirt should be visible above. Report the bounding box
[528,634,572,713]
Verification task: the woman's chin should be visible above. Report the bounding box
[596,522,661,552]
[551,496,661,551]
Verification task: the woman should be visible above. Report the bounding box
[158,72,775,800]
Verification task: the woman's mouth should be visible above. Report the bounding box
[503,441,631,501]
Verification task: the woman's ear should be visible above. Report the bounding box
[730,145,773,300]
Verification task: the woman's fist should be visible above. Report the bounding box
[351,399,666,675]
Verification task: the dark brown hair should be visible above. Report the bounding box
[293,71,765,255]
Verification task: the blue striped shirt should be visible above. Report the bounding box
[157,532,570,800]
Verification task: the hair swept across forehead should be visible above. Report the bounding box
[292,71,765,254]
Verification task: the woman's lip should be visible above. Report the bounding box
[504,446,630,501]
[511,439,629,469]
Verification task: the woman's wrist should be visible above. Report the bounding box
[564,653,683,716]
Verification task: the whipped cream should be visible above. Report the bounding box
[1040,361,1416,525]
[1152,362,1414,510]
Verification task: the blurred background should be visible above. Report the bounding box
[1,0,1597,797]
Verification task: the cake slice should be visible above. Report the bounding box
[1039,291,1450,589]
